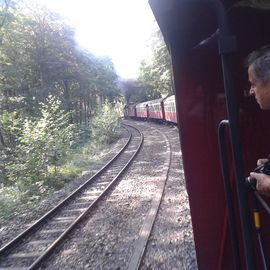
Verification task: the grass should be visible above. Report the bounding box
[0,136,120,226]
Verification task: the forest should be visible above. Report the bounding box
[0,0,172,224]
[0,0,123,223]
[122,30,173,104]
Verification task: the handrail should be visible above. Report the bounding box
[218,119,241,270]
[212,1,256,268]
[251,194,268,270]
[245,181,269,270]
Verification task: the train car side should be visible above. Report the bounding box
[163,95,177,124]
[149,1,270,269]
[135,101,149,119]
[127,104,137,118]
[147,98,165,121]
[126,95,177,124]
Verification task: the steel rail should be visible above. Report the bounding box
[127,127,171,270]
[28,124,144,269]
[0,124,132,257]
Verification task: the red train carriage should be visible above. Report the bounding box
[136,101,149,119]
[123,105,128,118]
[150,0,270,270]
[163,95,177,124]
[127,104,137,118]
[147,97,165,120]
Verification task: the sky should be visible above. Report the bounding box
[39,0,158,79]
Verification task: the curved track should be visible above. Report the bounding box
[127,124,172,270]
[0,123,143,270]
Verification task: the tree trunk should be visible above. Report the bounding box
[63,80,73,123]
[79,97,83,124]
[0,129,6,146]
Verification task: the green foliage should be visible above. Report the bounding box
[121,77,162,104]
[0,111,22,184]
[0,110,21,147]
[137,29,173,100]
[121,29,172,104]
[0,1,125,225]
[6,96,75,187]
[91,102,120,145]
[0,185,22,223]
[0,3,121,121]
[0,123,122,225]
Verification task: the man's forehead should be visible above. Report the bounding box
[248,64,254,73]
[248,65,256,80]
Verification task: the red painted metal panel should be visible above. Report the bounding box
[136,102,148,118]
[164,112,177,123]
[148,98,165,120]
[128,105,136,117]
[150,1,270,269]
[149,109,163,119]
[173,48,230,270]
[136,110,148,118]
[164,95,177,123]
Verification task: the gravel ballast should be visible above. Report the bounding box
[0,120,197,269]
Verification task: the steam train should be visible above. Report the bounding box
[125,95,177,124]
[140,1,270,270]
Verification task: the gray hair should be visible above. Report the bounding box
[246,46,270,85]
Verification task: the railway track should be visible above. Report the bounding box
[41,121,176,270]
[127,123,172,270]
[0,123,143,270]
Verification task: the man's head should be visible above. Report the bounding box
[247,46,270,109]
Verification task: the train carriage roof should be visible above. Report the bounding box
[147,97,165,105]
[135,101,149,108]
[148,1,270,270]
[163,95,175,103]
[149,0,270,53]
[136,97,165,108]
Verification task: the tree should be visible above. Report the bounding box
[120,78,161,104]
[91,101,120,145]
[0,0,122,189]
[0,3,121,123]
[0,111,21,184]
[6,96,75,187]
[138,28,173,99]
[0,0,15,30]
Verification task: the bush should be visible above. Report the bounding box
[0,100,124,225]
[0,186,22,223]
[91,102,120,145]
[6,96,75,186]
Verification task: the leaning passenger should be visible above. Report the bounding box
[247,46,270,196]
